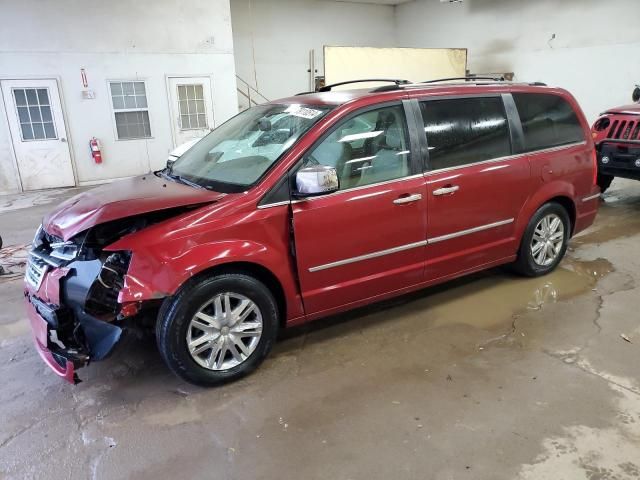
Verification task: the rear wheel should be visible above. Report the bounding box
[512,202,570,277]
[597,173,613,194]
[156,273,279,386]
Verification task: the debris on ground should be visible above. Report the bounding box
[0,243,31,277]
[620,334,632,343]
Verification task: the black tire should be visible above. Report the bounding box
[156,273,279,386]
[512,202,571,277]
[597,173,613,194]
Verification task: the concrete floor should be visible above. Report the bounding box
[1,181,639,480]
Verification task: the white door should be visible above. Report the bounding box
[1,79,75,191]
[167,76,215,148]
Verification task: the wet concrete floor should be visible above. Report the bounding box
[0,181,639,479]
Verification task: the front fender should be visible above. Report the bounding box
[119,239,274,300]
[114,237,304,321]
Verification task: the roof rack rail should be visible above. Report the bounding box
[318,78,410,92]
[420,76,506,84]
[371,84,407,93]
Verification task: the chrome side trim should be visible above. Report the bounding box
[531,140,587,153]
[427,218,514,244]
[425,141,587,176]
[582,193,601,202]
[308,240,428,272]
[308,218,515,272]
[257,200,291,210]
[426,154,525,176]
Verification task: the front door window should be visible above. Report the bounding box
[302,104,412,190]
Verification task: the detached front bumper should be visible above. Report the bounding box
[24,250,126,384]
[25,298,81,384]
[25,288,125,384]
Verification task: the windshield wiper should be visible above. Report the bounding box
[158,169,208,190]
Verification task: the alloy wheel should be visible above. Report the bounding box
[186,292,263,371]
[530,213,565,267]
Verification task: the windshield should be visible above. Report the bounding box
[170,103,332,192]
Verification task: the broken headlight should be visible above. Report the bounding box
[49,241,80,261]
[85,251,132,318]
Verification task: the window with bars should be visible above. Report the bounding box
[109,81,151,140]
[13,88,57,141]
[177,84,208,130]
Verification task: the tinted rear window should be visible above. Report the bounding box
[420,97,512,170]
[512,93,584,152]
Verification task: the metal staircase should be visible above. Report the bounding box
[236,75,269,111]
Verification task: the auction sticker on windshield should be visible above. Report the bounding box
[285,104,324,119]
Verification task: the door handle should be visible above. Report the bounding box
[433,185,459,196]
[60,137,67,143]
[393,193,422,205]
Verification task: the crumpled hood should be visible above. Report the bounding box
[43,175,225,241]
[605,103,640,115]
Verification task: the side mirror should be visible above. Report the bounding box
[295,166,339,197]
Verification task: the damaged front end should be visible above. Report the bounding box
[24,218,160,384]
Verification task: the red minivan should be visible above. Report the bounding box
[24,79,600,385]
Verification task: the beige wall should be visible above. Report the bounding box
[231,0,397,101]
[324,46,466,87]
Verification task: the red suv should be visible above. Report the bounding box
[24,79,599,385]
[591,101,640,192]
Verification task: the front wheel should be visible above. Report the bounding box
[156,273,279,386]
[512,203,571,277]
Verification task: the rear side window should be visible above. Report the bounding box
[420,97,511,171]
[512,93,585,152]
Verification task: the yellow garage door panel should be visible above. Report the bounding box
[323,46,467,89]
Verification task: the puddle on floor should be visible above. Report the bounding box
[0,258,614,345]
[381,257,613,332]
[574,190,640,245]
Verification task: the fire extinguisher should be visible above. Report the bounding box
[89,137,103,164]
